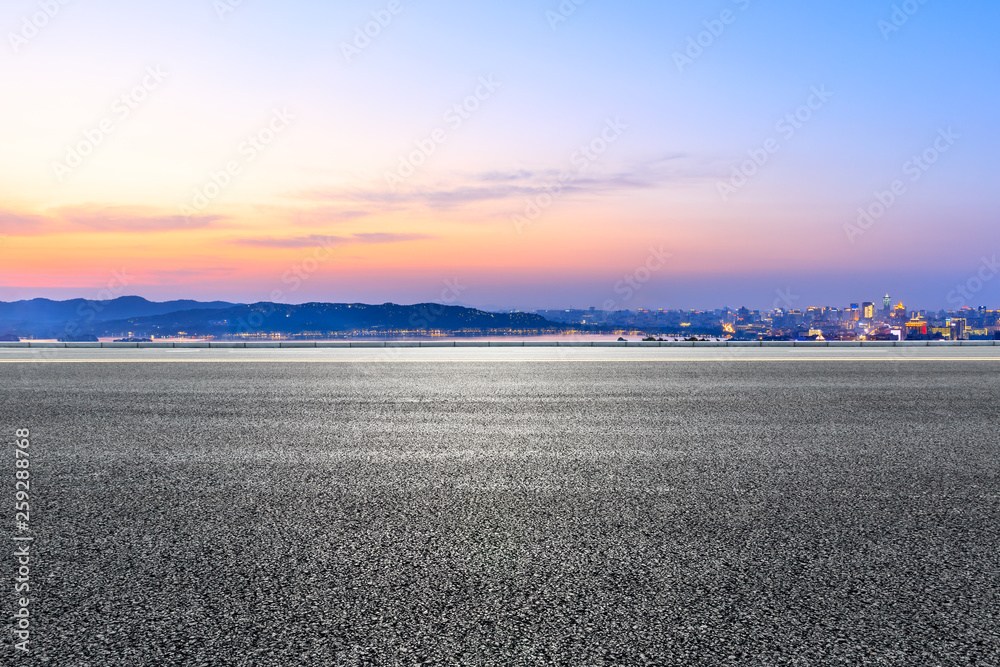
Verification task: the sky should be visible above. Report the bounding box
[1,0,998,311]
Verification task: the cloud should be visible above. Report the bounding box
[231,233,433,249]
[290,153,707,211]
[233,234,347,249]
[0,212,46,235]
[351,232,432,244]
[478,169,538,182]
[249,204,373,227]
[55,205,224,231]
[141,268,239,279]
[0,205,227,237]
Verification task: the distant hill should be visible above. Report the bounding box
[0,296,239,338]
[0,296,239,323]
[93,302,557,337]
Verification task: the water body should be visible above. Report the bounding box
[77,334,715,343]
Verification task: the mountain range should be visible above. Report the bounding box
[0,297,558,339]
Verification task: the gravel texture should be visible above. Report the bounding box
[2,354,999,665]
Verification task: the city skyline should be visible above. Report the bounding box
[3,287,1000,316]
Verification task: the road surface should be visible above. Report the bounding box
[2,348,998,664]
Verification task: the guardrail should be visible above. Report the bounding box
[1,340,997,349]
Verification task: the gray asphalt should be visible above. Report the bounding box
[2,350,999,665]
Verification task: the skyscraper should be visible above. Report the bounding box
[893,302,907,322]
[883,294,891,312]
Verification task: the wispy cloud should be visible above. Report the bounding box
[56,205,224,232]
[0,205,226,236]
[141,268,238,280]
[289,153,709,211]
[352,232,432,244]
[0,212,46,234]
[231,232,434,249]
[249,204,372,227]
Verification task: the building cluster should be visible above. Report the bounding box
[538,296,1000,341]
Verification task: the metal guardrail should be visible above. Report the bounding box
[0,340,997,349]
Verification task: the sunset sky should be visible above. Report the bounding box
[2,0,998,310]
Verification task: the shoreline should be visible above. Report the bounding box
[1,339,997,349]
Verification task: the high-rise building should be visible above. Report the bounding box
[862,302,875,319]
[950,318,967,340]
[883,294,891,312]
[893,302,907,321]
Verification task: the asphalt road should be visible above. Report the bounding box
[2,349,999,665]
